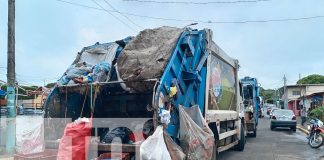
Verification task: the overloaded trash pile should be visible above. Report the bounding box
[140,105,214,160]
[57,37,132,86]
[46,26,215,160]
[117,26,183,92]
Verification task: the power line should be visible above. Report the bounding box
[56,0,324,24]
[91,0,138,32]
[121,0,271,5]
[102,0,144,29]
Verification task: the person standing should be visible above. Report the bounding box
[18,104,24,115]
[301,107,307,126]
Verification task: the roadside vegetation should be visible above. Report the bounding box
[308,106,324,122]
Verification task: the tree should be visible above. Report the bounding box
[260,87,275,101]
[45,82,56,88]
[297,74,324,84]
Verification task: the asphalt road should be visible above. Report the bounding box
[218,116,324,160]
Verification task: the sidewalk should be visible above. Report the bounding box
[0,155,13,160]
[296,116,309,135]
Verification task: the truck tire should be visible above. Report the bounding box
[212,142,218,160]
[251,126,257,137]
[234,124,245,151]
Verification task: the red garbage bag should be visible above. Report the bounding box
[57,118,92,160]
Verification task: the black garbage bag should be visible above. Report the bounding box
[101,127,132,144]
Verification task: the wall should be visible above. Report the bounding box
[287,86,306,100]
[17,94,47,108]
[306,85,324,96]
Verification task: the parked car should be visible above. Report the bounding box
[270,109,297,132]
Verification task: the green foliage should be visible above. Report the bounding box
[45,82,56,88]
[308,106,324,122]
[260,87,275,101]
[297,74,324,84]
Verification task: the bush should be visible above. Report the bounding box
[308,106,324,121]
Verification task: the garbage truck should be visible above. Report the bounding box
[240,76,260,137]
[44,26,246,159]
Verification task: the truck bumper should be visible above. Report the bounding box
[271,120,296,127]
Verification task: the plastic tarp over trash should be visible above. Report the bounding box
[140,125,171,160]
[16,116,44,154]
[179,105,215,160]
[117,26,183,92]
[79,42,119,66]
[57,118,92,160]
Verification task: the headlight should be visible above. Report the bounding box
[307,125,311,130]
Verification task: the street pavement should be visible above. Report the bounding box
[218,116,324,160]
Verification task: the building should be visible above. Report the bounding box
[17,86,50,108]
[285,84,324,115]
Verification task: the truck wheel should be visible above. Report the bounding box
[251,126,257,137]
[234,124,245,151]
[212,142,218,160]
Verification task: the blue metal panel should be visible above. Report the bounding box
[157,29,208,138]
[198,67,207,114]
[240,77,260,125]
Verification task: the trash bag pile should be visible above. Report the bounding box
[140,105,215,160]
[57,118,92,160]
[140,126,172,160]
[56,39,132,86]
[179,105,215,160]
[57,61,110,85]
[117,26,183,92]
[101,127,132,144]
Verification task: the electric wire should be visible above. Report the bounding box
[56,0,324,24]
[91,0,138,32]
[103,0,144,29]
[121,0,271,5]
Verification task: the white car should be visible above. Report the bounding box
[269,108,279,118]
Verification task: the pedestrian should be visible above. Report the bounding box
[301,107,307,126]
[18,104,24,115]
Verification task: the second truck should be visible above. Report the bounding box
[240,76,260,137]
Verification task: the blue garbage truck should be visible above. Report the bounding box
[240,77,260,137]
[45,26,246,159]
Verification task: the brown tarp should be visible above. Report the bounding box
[117,26,183,92]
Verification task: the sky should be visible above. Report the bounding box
[0,0,324,89]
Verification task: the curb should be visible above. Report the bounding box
[0,157,14,160]
[297,125,309,135]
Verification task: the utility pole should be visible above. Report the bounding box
[283,75,288,109]
[299,73,301,81]
[6,0,16,154]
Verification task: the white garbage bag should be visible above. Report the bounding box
[16,116,44,154]
[140,125,171,160]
